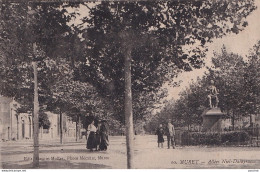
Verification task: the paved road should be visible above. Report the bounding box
[1,135,260,169]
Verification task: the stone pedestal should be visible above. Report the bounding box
[202,108,224,132]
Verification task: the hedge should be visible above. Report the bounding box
[181,131,250,146]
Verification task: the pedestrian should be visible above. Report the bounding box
[86,120,97,151]
[99,120,109,151]
[156,124,164,148]
[165,119,175,149]
[96,120,102,151]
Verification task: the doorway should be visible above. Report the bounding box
[29,117,32,139]
[22,120,25,139]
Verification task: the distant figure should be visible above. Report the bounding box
[156,124,164,148]
[256,124,259,141]
[99,120,109,151]
[207,80,219,108]
[165,119,175,149]
[96,120,102,151]
[86,120,97,151]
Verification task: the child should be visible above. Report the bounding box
[156,124,164,148]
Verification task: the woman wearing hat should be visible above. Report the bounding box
[99,120,109,151]
[86,120,97,151]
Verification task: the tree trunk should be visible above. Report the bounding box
[32,60,39,168]
[79,116,81,139]
[249,114,252,126]
[16,115,19,140]
[76,115,79,142]
[124,47,134,169]
[232,111,235,131]
[10,108,12,140]
[59,109,63,144]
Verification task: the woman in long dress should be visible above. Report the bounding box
[96,121,102,151]
[156,124,164,148]
[99,120,109,151]
[86,120,97,151]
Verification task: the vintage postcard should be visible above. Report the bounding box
[0,0,260,169]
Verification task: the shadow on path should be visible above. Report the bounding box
[2,160,112,169]
[1,149,110,156]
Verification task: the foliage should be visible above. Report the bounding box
[0,2,76,109]
[181,131,250,145]
[209,47,247,116]
[243,41,260,116]
[39,111,51,129]
[0,2,116,125]
[144,99,175,133]
[0,1,257,134]
[75,1,256,124]
[151,42,260,130]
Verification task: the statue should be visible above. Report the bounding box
[207,80,219,108]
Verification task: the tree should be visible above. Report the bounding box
[163,46,254,130]
[39,111,51,129]
[0,2,80,167]
[210,47,247,129]
[156,79,207,131]
[76,1,256,168]
[243,41,260,124]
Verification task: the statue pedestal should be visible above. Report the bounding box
[202,108,224,132]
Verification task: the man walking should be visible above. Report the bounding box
[166,119,175,149]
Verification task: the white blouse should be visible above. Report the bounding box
[87,124,97,132]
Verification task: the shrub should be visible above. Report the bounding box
[181,131,250,146]
[221,131,250,143]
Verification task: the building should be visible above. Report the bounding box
[0,96,79,141]
[0,96,31,141]
[39,111,59,140]
[0,96,13,140]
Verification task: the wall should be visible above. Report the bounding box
[0,96,12,141]
[1,96,78,141]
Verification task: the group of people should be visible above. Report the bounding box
[86,120,109,151]
[156,119,176,149]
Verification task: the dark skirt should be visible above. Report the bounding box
[96,133,101,145]
[157,135,164,143]
[99,133,109,151]
[87,131,96,149]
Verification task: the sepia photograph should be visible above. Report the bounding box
[0,0,260,169]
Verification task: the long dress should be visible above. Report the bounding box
[87,124,97,149]
[99,124,109,151]
[156,127,164,143]
[96,125,101,148]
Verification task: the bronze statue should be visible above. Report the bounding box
[207,80,219,108]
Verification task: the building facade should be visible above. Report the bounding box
[0,96,13,141]
[0,96,78,141]
[0,96,30,141]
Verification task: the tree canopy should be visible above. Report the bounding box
[75,0,256,123]
[150,42,260,131]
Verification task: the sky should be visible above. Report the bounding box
[166,0,260,101]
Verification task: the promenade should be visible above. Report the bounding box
[1,135,259,169]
